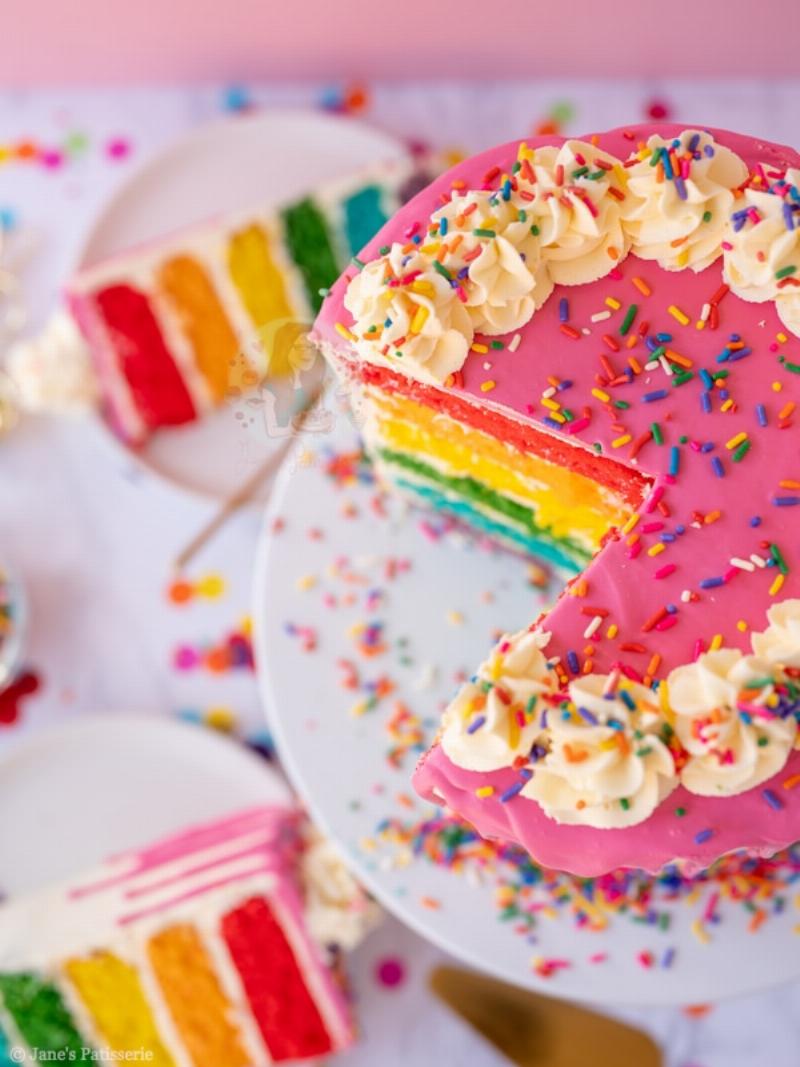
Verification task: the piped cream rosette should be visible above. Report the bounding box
[439,602,800,827]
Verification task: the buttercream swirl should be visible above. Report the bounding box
[668,649,798,796]
[751,599,800,668]
[521,675,677,829]
[722,166,800,338]
[430,191,553,335]
[301,827,382,953]
[343,245,473,385]
[342,138,630,382]
[440,628,560,772]
[6,311,98,413]
[622,129,748,271]
[518,140,630,285]
[440,599,800,824]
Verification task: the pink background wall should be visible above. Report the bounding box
[7,0,800,84]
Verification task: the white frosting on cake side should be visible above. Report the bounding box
[6,311,98,413]
[301,829,381,952]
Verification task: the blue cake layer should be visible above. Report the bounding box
[393,476,582,574]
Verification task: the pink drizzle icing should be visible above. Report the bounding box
[116,861,278,926]
[70,805,297,908]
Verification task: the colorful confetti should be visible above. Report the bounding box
[0,670,40,726]
[167,572,227,605]
[318,83,371,115]
[172,618,254,673]
[375,956,407,988]
[369,812,800,976]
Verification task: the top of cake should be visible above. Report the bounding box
[314,123,800,875]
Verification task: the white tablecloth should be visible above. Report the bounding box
[3,81,800,1067]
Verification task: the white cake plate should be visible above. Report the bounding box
[77,109,408,501]
[0,715,291,895]
[253,412,800,1007]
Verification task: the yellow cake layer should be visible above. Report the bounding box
[147,923,250,1067]
[159,254,256,401]
[64,951,175,1067]
[366,389,629,547]
[227,223,297,377]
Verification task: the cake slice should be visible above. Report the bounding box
[66,156,442,447]
[313,123,800,876]
[0,806,356,1063]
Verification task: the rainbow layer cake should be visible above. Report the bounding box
[66,156,436,446]
[0,806,356,1064]
[312,123,800,876]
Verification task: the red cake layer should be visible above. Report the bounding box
[95,284,197,434]
[221,896,333,1062]
[352,360,650,509]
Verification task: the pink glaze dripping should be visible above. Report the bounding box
[71,805,295,899]
[414,744,800,877]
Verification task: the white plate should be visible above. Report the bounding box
[253,414,800,1007]
[0,714,291,895]
[78,109,408,501]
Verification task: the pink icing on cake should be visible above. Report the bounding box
[314,124,800,874]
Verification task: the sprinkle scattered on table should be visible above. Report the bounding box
[367,812,800,977]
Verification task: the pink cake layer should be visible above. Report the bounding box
[315,124,800,872]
